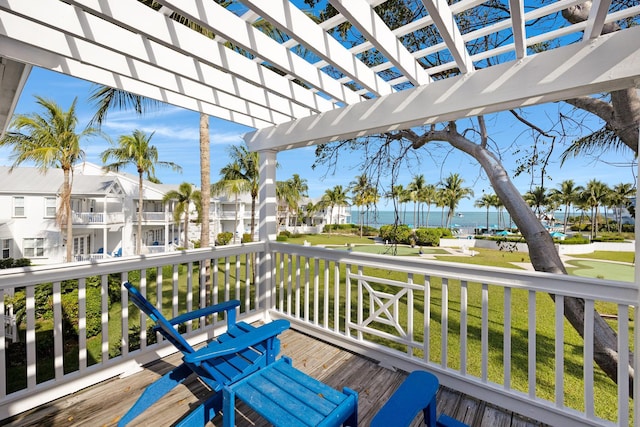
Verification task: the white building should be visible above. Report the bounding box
[0,163,345,264]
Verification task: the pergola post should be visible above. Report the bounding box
[257,149,278,321]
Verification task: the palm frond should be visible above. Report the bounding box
[560,127,628,165]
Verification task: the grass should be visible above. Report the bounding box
[571,250,635,263]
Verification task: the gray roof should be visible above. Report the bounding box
[0,166,121,196]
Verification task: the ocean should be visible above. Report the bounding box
[349,210,565,231]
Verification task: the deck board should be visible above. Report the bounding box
[1,328,545,427]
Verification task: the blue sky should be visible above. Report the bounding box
[1,67,637,212]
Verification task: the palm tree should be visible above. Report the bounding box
[321,185,349,234]
[548,180,583,233]
[523,186,549,217]
[163,183,201,248]
[101,129,182,254]
[611,182,635,232]
[417,184,437,228]
[350,174,371,237]
[288,174,309,228]
[212,162,250,244]
[407,174,426,228]
[439,173,474,228]
[582,180,610,239]
[0,96,100,262]
[474,193,494,232]
[227,144,260,240]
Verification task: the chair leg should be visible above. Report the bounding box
[343,387,359,427]
[175,392,223,427]
[118,363,192,426]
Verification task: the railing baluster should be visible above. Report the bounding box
[554,295,564,407]
[334,262,340,334]
[278,253,284,312]
[287,254,292,316]
[304,257,310,322]
[584,299,595,418]
[295,255,301,319]
[53,281,63,380]
[323,260,329,329]
[78,278,87,372]
[187,262,193,333]
[504,287,512,391]
[140,269,147,350]
[481,282,488,382]
[423,275,430,363]
[234,256,240,309]
[313,258,319,326]
[460,280,467,375]
[172,264,179,319]
[407,273,414,357]
[441,277,448,369]
[244,253,250,313]
[101,275,109,362]
[224,257,230,303]
[617,304,630,426]
[348,264,354,340]
[528,290,536,398]
[121,273,129,358]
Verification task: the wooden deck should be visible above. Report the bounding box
[1,329,545,427]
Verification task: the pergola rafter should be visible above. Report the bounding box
[0,0,637,146]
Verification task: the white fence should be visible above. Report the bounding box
[0,242,636,426]
[267,242,637,427]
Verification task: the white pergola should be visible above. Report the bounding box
[0,1,639,423]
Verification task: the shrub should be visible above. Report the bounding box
[0,258,31,269]
[57,286,105,339]
[216,232,233,245]
[414,228,441,246]
[242,233,253,243]
[561,234,590,245]
[276,235,288,242]
[379,224,412,244]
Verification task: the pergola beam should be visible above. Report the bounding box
[330,0,432,87]
[420,0,475,74]
[245,26,640,151]
[154,0,363,106]
[239,0,394,98]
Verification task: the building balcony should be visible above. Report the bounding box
[138,212,171,222]
[0,242,635,426]
[71,211,124,225]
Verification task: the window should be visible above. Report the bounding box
[44,197,56,217]
[13,197,25,217]
[23,238,44,257]
[2,239,11,259]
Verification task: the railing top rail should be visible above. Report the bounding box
[269,242,637,305]
[0,242,265,289]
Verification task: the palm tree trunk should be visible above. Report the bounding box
[63,168,73,262]
[137,173,144,255]
[200,113,210,248]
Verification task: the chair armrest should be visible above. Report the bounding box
[183,319,290,364]
[168,300,240,326]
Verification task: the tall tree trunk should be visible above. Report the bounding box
[200,113,210,248]
[62,168,73,262]
[409,123,632,393]
[137,172,143,255]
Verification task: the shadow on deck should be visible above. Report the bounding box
[1,329,546,427]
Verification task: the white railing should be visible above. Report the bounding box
[267,242,637,427]
[140,212,169,222]
[72,212,124,224]
[0,243,265,421]
[0,241,636,426]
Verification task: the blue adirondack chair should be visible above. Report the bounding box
[119,282,290,427]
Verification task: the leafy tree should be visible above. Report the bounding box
[101,129,182,254]
[227,144,260,238]
[309,0,634,388]
[163,182,201,248]
[523,186,548,217]
[610,182,635,232]
[0,96,101,262]
[583,179,610,239]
